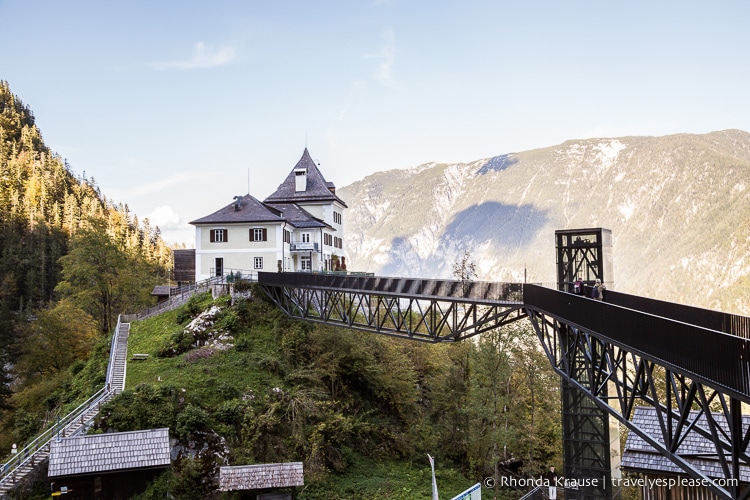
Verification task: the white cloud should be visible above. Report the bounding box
[366,30,397,88]
[145,205,181,229]
[150,42,238,71]
[144,205,195,247]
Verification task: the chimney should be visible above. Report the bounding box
[233,196,242,211]
[294,168,307,192]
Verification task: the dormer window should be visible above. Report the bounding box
[294,168,307,192]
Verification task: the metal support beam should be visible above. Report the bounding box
[259,274,526,342]
[527,307,750,500]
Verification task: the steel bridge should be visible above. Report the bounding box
[258,271,750,500]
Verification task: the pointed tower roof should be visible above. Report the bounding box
[264,148,348,207]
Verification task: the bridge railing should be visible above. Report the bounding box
[126,275,225,321]
[523,284,750,401]
[258,272,524,303]
[600,287,750,339]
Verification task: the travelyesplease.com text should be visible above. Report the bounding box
[483,475,737,489]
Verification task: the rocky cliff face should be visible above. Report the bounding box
[339,130,750,314]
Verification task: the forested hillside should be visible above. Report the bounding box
[0,81,171,448]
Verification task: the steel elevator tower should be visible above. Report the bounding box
[556,228,619,499]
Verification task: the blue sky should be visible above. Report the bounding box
[2,1,748,245]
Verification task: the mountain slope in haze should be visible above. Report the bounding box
[340,130,750,315]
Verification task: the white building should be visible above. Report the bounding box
[190,148,347,281]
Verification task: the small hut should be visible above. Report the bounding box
[219,462,304,499]
[48,428,171,499]
[150,285,176,303]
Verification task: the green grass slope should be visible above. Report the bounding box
[96,287,478,499]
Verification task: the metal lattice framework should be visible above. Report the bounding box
[259,273,527,342]
[529,310,749,499]
[258,272,750,500]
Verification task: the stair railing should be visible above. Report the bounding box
[0,314,124,490]
[104,314,122,390]
[0,385,110,486]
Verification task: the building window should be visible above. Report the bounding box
[324,233,333,246]
[334,211,342,224]
[254,257,263,269]
[284,230,291,243]
[251,228,268,242]
[302,233,310,243]
[210,229,227,243]
[301,256,311,271]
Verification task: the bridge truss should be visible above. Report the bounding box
[259,273,527,342]
[258,272,750,500]
[527,305,750,500]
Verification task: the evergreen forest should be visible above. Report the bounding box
[0,80,172,452]
[0,81,564,499]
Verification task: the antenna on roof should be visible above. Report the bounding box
[247,168,250,195]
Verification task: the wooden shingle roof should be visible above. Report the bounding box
[48,428,171,477]
[621,407,750,482]
[219,462,304,491]
[263,148,347,207]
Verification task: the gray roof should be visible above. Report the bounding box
[151,285,175,296]
[621,407,750,482]
[219,462,304,491]
[263,148,347,207]
[48,428,171,477]
[190,194,333,230]
[190,194,283,225]
[265,203,330,230]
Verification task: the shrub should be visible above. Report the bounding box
[157,330,194,358]
[215,308,239,331]
[214,400,244,424]
[12,409,41,443]
[233,279,253,292]
[176,404,209,439]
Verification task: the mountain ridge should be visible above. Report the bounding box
[339,129,750,315]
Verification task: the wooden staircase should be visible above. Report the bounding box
[0,318,131,498]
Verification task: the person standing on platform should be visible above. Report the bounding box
[592,278,606,301]
[573,277,583,295]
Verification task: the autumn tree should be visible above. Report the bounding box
[453,250,478,296]
[55,219,159,333]
[14,299,98,382]
[466,326,519,482]
[464,320,562,491]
